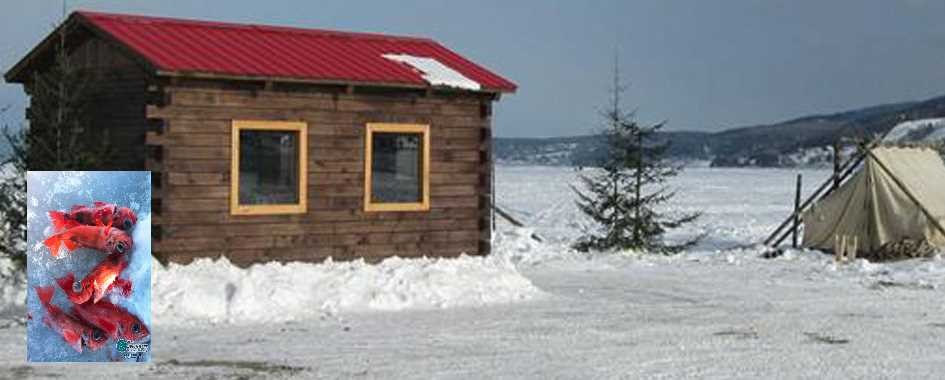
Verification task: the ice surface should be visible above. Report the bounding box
[383,54,481,90]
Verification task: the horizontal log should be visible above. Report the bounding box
[167,120,230,134]
[164,185,230,199]
[156,220,480,251]
[167,146,230,160]
[161,133,230,147]
[431,185,478,196]
[155,207,478,226]
[430,173,479,185]
[145,131,165,146]
[163,160,229,173]
[163,198,228,212]
[167,87,483,112]
[167,172,226,185]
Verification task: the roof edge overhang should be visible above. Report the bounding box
[154,70,514,95]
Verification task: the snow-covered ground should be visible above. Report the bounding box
[1,166,944,378]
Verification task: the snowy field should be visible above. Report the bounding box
[1,166,944,378]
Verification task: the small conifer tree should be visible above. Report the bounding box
[572,62,700,254]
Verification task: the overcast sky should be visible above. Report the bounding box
[1,0,943,137]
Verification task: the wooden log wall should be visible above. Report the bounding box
[146,83,495,266]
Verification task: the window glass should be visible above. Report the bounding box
[371,132,423,203]
[238,130,300,205]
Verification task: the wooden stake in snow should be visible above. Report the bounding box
[492,203,544,243]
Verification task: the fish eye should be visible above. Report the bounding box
[72,281,82,293]
[92,329,104,340]
[116,242,125,253]
[123,220,132,229]
[132,323,140,334]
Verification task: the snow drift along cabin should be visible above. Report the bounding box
[4,11,516,265]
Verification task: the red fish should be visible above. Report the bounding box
[55,254,131,304]
[49,201,138,232]
[72,299,150,342]
[42,225,133,257]
[34,286,109,353]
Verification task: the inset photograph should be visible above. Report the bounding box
[26,171,151,362]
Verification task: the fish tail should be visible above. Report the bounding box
[42,234,63,257]
[35,285,55,306]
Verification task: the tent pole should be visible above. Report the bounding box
[792,173,802,248]
[832,141,841,190]
[866,150,945,240]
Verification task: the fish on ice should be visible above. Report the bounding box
[56,254,132,304]
[34,286,109,353]
[48,201,138,232]
[42,225,133,257]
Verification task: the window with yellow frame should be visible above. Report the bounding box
[230,120,307,215]
[364,123,431,212]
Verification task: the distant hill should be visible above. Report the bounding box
[495,95,945,167]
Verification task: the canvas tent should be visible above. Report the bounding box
[802,146,945,258]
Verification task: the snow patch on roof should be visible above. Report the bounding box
[383,54,481,90]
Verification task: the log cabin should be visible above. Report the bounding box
[4,11,517,265]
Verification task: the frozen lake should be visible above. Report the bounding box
[0,166,944,378]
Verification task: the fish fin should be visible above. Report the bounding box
[42,234,62,257]
[48,211,70,231]
[55,272,75,292]
[94,201,108,207]
[61,329,83,353]
[55,273,85,304]
[112,278,132,297]
[70,204,85,212]
[35,285,55,306]
[92,280,106,304]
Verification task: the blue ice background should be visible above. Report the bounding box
[26,171,151,362]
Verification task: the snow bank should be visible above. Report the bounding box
[152,252,543,325]
[0,256,25,313]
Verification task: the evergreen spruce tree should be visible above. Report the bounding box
[571,62,701,254]
[0,123,27,267]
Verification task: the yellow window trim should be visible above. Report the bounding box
[230,120,308,215]
[364,123,431,212]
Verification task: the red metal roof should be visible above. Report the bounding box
[76,11,516,92]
